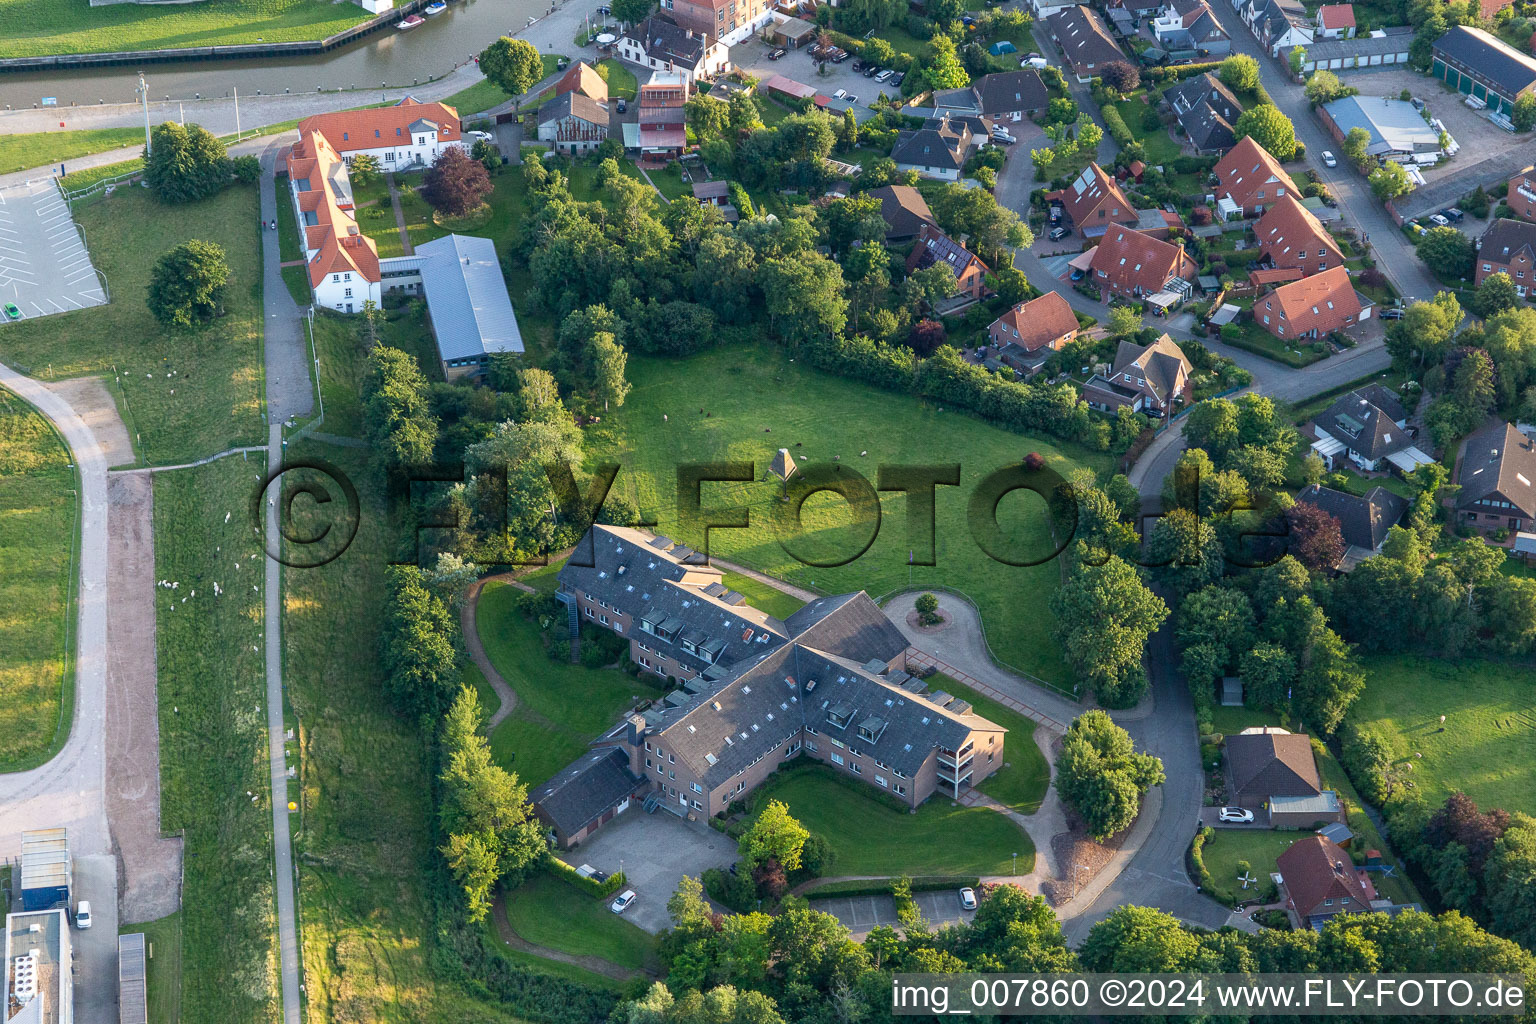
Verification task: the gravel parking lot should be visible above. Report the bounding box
[732,37,905,110]
[0,179,107,324]
[1338,67,1524,183]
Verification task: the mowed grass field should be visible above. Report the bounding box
[0,186,265,465]
[1348,655,1536,816]
[477,580,668,787]
[0,389,76,770]
[501,874,659,972]
[745,767,1035,876]
[585,344,1112,686]
[153,458,275,1024]
[0,0,370,58]
[0,126,144,174]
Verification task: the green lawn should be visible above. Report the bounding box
[272,176,312,307]
[1219,319,1329,368]
[0,0,371,58]
[1200,829,1293,901]
[60,157,144,195]
[596,58,639,100]
[478,579,668,786]
[153,457,274,1023]
[0,390,76,771]
[502,873,659,972]
[0,186,265,465]
[929,673,1049,815]
[442,79,514,117]
[483,915,625,990]
[646,162,692,201]
[126,912,183,1024]
[719,570,806,621]
[584,343,1111,686]
[1348,655,1536,817]
[0,126,144,175]
[1111,97,1182,167]
[745,767,1035,875]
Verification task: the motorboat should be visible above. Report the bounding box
[396,13,425,29]
[423,2,447,14]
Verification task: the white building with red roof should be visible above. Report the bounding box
[285,129,382,313]
[296,96,465,173]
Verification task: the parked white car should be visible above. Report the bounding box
[1321,150,1337,168]
[74,901,92,929]
[1021,56,1048,69]
[958,887,978,911]
[610,889,638,914]
[1218,807,1254,824]
[469,130,494,143]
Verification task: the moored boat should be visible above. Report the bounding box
[396,13,425,29]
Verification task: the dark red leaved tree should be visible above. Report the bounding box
[421,147,493,217]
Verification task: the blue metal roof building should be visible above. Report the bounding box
[382,234,523,378]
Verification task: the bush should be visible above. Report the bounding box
[1144,61,1222,83]
[1141,104,1163,133]
[1190,826,1236,905]
[1102,105,1134,147]
[799,831,837,877]
[703,866,757,913]
[231,154,261,184]
[545,857,627,898]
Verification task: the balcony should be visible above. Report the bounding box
[937,746,974,771]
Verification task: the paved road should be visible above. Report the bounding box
[260,146,310,1024]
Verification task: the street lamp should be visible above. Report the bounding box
[1011,851,1017,875]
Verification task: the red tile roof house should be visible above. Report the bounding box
[986,291,1080,375]
[1212,136,1299,219]
[634,74,690,160]
[1082,333,1192,415]
[1475,218,1536,297]
[1048,163,1138,239]
[1251,194,1345,277]
[296,96,464,174]
[1315,3,1355,39]
[1087,227,1198,302]
[1254,265,1369,340]
[1277,835,1378,930]
[906,223,991,300]
[1508,172,1536,223]
[284,131,383,315]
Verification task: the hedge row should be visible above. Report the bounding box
[1143,61,1223,83]
[545,855,628,898]
[1190,825,1233,904]
[1102,104,1134,147]
[803,875,981,899]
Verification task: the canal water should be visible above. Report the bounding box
[0,0,563,110]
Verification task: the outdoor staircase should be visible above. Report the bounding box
[566,598,581,664]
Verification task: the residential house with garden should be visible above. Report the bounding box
[1238,0,1313,57]
[630,72,689,160]
[1048,163,1138,238]
[537,525,1007,846]
[617,15,730,83]
[1314,3,1354,38]
[1475,218,1536,296]
[1082,333,1192,415]
[1086,227,1198,303]
[1047,6,1125,81]
[1455,421,1536,535]
[555,61,609,104]
[1213,136,1298,218]
[986,291,1080,375]
[1308,384,1429,473]
[1430,26,1536,118]
[1254,266,1368,340]
[295,96,464,173]
[870,184,937,245]
[1226,728,1342,825]
[1277,835,1377,929]
[933,70,1050,124]
[892,114,975,181]
[1163,72,1243,154]
[1507,172,1536,223]
[1251,194,1344,278]
[1294,483,1408,567]
[906,224,991,301]
[284,130,383,314]
[1151,0,1232,56]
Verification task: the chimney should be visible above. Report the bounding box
[626,713,646,745]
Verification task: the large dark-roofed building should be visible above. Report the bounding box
[535,525,1008,846]
[1431,25,1536,116]
[1294,483,1407,564]
[1456,421,1536,533]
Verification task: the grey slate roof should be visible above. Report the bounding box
[557,525,998,793]
[1295,483,1407,552]
[1315,387,1410,462]
[531,747,643,835]
[537,90,609,128]
[1458,421,1536,518]
[892,117,971,169]
[1048,6,1125,69]
[1165,73,1242,151]
[1480,218,1536,268]
[1306,25,1409,64]
[1433,26,1536,98]
[971,70,1049,115]
[628,14,707,70]
[868,184,937,242]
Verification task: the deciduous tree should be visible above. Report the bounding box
[478,37,545,111]
[1056,711,1165,841]
[1219,54,1260,92]
[1234,104,1297,160]
[1051,556,1168,707]
[422,146,493,216]
[146,239,229,327]
[143,121,231,203]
